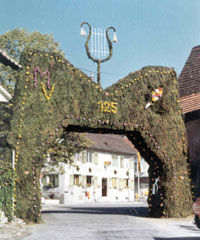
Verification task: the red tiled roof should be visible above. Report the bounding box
[179,45,200,113]
[180,93,200,114]
[85,133,137,156]
[179,45,200,97]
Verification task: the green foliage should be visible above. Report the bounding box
[0,160,13,221]
[47,132,91,166]
[0,103,13,221]
[0,28,63,93]
[0,103,12,149]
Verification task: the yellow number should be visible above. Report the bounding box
[104,101,111,112]
[111,102,118,113]
[98,101,118,113]
[97,101,103,112]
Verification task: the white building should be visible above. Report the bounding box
[134,154,149,198]
[0,85,12,102]
[0,47,21,102]
[42,134,149,204]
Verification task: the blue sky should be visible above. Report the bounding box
[1,0,200,88]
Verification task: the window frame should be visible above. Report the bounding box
[120,156,124,168]
[74,174,81,186]
[87,151,93,163]
[86,175,92,187]
[112,155,118,168]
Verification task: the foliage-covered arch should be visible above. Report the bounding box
[7,48,193,222]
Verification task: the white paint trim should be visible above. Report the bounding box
[0,49,22,69]
[0,85,12,102]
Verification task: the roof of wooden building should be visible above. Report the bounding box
[86,133,137,157]
[0,49,22,70]
[179,45,200,113]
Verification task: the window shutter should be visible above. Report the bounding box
[42,176,47,187]
[94,153,98,165]
[82,151,87,163]
[79,175,82,185]
[130,159,134,169]
[123,179,125,189]
[112,178,115,188]
[120,157,124,168]
[129,180,134,190]
[119,179,124,190]
[82,175,86,187]
[108,178,112,188]
[69,174,74,187]
[91,176,94,185]
[112,178,117,188]
[55,175,59,187]
[94,176,98,187]
[118,179,121,190]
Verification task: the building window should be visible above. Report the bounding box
[86,176,92,187]
[120,157,124,168]
[42,174,59,188]
[93,153,98,165]
[112,155,118,167]
[74,174,80,186]
[74,153,81,162]
[125,179,129,188]
[112,177,117,188]
[87,152,93,163]
[134,162,138,173]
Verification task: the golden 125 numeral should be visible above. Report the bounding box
[98,101,118,114]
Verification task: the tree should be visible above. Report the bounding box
[47,132,91,166]
[0,28,63,93]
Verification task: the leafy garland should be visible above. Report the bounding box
[0,161,13,221]
[41,82,55,101]
[6,48,193,222]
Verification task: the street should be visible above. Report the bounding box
[17,203,200,240]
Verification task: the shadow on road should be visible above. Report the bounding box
[133,206,149,217]
[178,224,199,233]
[42,206,149,217]
[154,238,200,240]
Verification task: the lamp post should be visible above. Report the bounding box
[80,22,117,85]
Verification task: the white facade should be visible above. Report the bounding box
[0,85,11,103]
[134,157,149,178]
[134,157,149,198]
[42,150,137,203]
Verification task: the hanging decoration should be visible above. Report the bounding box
[152,177,159,195]
[34,67,55,101]
[104,161,111,166]
[145,87,163,109]
[34,67,50,88]
[41,82,55,101]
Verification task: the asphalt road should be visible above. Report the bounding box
[20,203,200,240]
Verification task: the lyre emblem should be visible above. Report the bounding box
[80,22,117,85]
